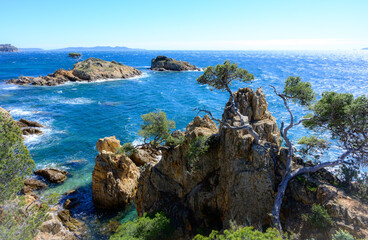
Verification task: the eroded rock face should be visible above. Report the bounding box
[96,136,121,153]
[92,137,140,209]
[36,213,77,240]
[6,58,142,86]
[135,87,281,237]
[151,56,200,71]
[34,168,68,183]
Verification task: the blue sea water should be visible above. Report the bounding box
[0,50,367,238]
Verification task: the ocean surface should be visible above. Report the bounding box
[0,50,367,238]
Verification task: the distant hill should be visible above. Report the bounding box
[17,46,144,52]
[19,48,45,52]
[51,46,144,52]
[0,44,18,52]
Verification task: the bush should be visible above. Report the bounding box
[0,112,34,202]
[332,229,355,240]
[138,111,175,148]
[115,142,138,157]
[302,204,333,229]
[338,164,359,186]
[356,172,368,203]
[0,196,49,240]
[110,212,173,240]
[165,134,185,146]
[186,135,210,171]
[193,226,285,240]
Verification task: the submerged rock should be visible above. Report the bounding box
[34,168,68,183]
[92,137,140,209]
[6,58,142,86]
[151,55,200,71]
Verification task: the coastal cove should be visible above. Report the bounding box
[1,50,368,239]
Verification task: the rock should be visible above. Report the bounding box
[34,168,68,183]
[96,136,121,154]
[57,210,85,234]
[92,151,140,209]
[24,178,48,190]
[6,58,142,86]
[63,198,79,209]
[73,57,142,80]
[135,87,281,237]
[36,213,77,240]
[151,56,200,71]
[0,44,18,52]
[18,118,43,127]
[22,127,43,135]
[130,147,160,166]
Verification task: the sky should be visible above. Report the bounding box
[1,0,367,50]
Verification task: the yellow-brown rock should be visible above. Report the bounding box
[135,87,281,238]
[96,136,121,154]
[92,150,140,209]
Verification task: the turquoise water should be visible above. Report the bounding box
[1,50,367,238]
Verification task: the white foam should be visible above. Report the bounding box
[132,138,145,146]
[2,86,20,90]
[59,97,95,105]
[7,108,35,117]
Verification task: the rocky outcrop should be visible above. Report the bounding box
[130,146,161,166]
[6,58,142,86]
[151,56,200,71]
[0,44,18,52]
[36,213,77,240]
[96,136,121,153]
[15,118,43,135]
[34,168,68,183]
[135,87,281,237]
[92,137,140,209]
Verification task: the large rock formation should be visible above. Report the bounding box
[151,55,200,71]
[0,44,18,52]
[135,87,281,237]
[6,58,142,86]
[92,137,140,209]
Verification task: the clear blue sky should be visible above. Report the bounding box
[1,0,367,50]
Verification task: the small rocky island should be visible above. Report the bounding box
[0,44,18,52]
[151,55,200,71]
[6,57,142,86]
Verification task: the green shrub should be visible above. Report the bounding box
[338,164,359,186]
[138,111,175,148]
[115,142,138,157]
[302,204,333,229]
[165,134,185,146]
[186,135,210,171]
[332,229,355,240]
[110,212,173,240]
[0,113,35,202]
[356,172,368,203]
[192,226,286,240]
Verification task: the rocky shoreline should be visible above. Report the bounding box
[6,58,142,86]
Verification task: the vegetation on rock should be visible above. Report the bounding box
[271,76,368,232]
[138,111,176,148]
[0,109,49,239]
[110,212,173,240]
[68,52,82,62]
[186,135,210,171]
[192,226,285,240]
[301,204,333,229]
[116,142,138,157]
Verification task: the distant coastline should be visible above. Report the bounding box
[362,48,368,50]
[19,46,144,52]
[0,44,18,52]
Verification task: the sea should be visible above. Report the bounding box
[0,50,367,238]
